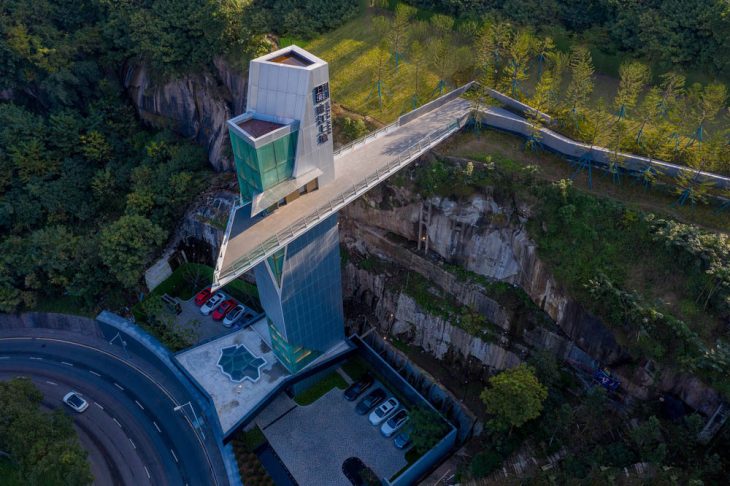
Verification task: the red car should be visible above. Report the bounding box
[194,287,212,306]
[212,299,237,321]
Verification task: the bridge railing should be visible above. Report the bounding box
[215,118,465,285]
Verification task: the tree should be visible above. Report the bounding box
[100,215,166,288]
[0,378,92,485]
[480,364,547,433]
[565,46,594,114]
[407,407,450,454]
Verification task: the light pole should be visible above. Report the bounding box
[109,332,130,359]
[173,401,206,440]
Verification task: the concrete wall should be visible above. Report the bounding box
[476,94,730,190]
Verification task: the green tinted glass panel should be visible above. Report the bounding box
[229,129,298,200]
[267,248,285,287]
[267,319,318,373]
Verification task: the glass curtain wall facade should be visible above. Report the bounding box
[229,129,298,202]
[253,214,344,373]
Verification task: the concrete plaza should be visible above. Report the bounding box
[262,388,407,485]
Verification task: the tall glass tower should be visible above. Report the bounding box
[226,46,344,373]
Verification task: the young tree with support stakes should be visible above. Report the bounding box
[409,40,427,109]
[386,3,416,70]
[499,30,535,100]
[526,50,566,151]
[608,61,650,184]
[565,46,594,121]
[427,15,459,96]
[365,40,391,111]
[571,101,612,189]
[474,20,512,89]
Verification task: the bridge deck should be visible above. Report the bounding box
[214,96,472,288]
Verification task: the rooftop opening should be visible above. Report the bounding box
[238,118,286,138]
[268,51,314,67]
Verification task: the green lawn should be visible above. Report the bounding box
[293,371,348,406]
[303,9,442,124]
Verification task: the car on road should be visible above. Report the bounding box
[355,388,386,415]
[344,373,374,401]
[222,304,248,327]
[212,299,237,321]
[381,409,409,437]
[200,292,226,315]
[194,287,212,306]
[393,431,412,449]
[62,391,89,413]
[369,397,399,425]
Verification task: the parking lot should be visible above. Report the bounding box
[173,293,259,344]
[261,383,408,485]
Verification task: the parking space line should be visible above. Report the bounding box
[171,449,178,463]
[89,370,101,377]
[114,382,124,391]
[153,421,161,433]
[61,361,74,366]
[45,380,57,386]
[95,402,104,410]
[135,400,144,410]
[113,418,122,428]
[144,466,151,479]
[129,438,136,450]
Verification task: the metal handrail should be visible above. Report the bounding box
[217,118,464,282]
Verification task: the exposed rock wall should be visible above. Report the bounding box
[340,181,722,415]
[123,57,246,171]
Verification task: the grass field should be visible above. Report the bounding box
[292,9,443,124]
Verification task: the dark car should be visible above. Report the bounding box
[393,431,412,450]
[344,373,374,401]
[355,388,386,415]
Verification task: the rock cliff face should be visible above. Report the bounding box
[123,57,247,171]
[339,179,722,415]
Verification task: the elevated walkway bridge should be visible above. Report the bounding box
[214,84,730,289]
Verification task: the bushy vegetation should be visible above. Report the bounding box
[404,0,730,77]
[531,179,730,394]
[0,379,92,485]
[293,371,348,406]
[467,352,729,483]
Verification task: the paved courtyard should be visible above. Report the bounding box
[262,387,407,485]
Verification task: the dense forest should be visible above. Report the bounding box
[404,0,730,77]
[0,0,359,313]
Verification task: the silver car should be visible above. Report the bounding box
[200,292,226,315]
[222,304,247,327]
[381,409,409,437]
[63,391,89,413]
[368,397,399,426]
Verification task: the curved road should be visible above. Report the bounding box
[0,336,222,486]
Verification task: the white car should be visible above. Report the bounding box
[381,409,409,437]
[200,292,226,315]
[222,304,248,327]
[63,391,89,413]
[368,397,399,426]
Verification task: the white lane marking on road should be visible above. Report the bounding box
[29,356,43,360]
[0,337,221,486]
[135,400,144,410]
[113,418,122,428]
[94,402,104,410]
[89,370,101,377]
[114,382,124,391]
[153,421,161,433]
[129,438,136,450]
[61,361,73,366]
[45,380,57,386]
[170,449,178,463]
[0,356,9,359]
[144,466,151,479]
